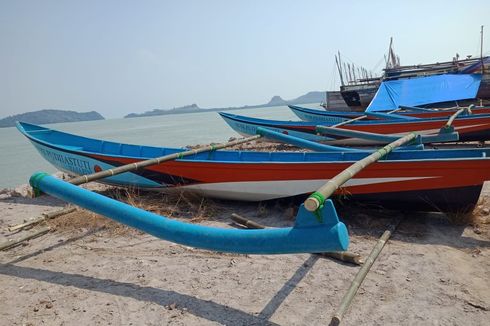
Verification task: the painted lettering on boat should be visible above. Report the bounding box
[234,122,257,134]
[37,147,92,175]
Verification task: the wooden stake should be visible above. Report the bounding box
[0,227,51,251]
[8,207,76,232]
[330,217,402,325]
[230,213,266,229]
[317,252,363,265]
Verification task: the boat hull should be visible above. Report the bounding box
[17,122,490,213]
[220,112,490,145]
[289,105,490,123]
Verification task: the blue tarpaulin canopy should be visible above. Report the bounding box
[366,74,482,112]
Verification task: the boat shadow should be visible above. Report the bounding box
[0,212,316,326]
[210,196,490,250]
[0,262,280,326]
[0,193,66,207]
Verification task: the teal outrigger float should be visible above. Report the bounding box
[29,172,349,254]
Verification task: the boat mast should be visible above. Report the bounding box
[386,37,393,69]
[481,25,485,74]
[335,52,345,86]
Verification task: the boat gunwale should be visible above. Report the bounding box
[16,122,490,165]
[219,110,490,127]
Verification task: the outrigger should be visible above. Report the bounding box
[18,121,490,213]
[19,120,453,254]
[219,104,488,145]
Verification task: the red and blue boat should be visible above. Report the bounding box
[219,111,490,145]
[289,104,490,123]
[17,122,490,213]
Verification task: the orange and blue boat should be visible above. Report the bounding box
[17,121,490,213]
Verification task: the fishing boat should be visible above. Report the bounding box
[289,104,490,123]
[17,122,490,213]
[297,72,486,123]
[219,111,490,145]
[327,35,490,112]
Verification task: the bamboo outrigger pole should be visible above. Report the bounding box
[331,108,402,128]
[330,216,402,325]
[67,135,261,186]
[8,207,76,232]
[304,132,418,212]
[444,104,473,129]
[0,227,51,251]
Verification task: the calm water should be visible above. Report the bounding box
[0,105,306,188]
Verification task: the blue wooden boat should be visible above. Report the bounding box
[219,112,490,145]
[289,104,490,123]
[17,122,490,213]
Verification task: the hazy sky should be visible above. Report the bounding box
[1,1,489,118]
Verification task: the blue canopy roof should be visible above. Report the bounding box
[366,74,482,112]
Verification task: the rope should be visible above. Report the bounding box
[310,192,326,222]
[29,172,50,197]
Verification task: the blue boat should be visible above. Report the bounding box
[17,122,490,213]
[218,111,490,145]
[289,104,490,123]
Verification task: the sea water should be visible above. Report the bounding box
[0,104,308,188]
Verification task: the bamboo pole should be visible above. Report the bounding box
[230,213,363,265]
[0,227,51,251]
[331,108,401,128]
[230,213,266,229]
[305,133,417,212]
[445,105,473,128]
[317,252,363,265]
[67,135,261,186]
[8,207,76,232]
[330,217,402,326]
[332,115,368,127]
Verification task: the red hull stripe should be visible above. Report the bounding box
[86,153,490,195]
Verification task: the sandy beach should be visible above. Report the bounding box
[0,180,489,326]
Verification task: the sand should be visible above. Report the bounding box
[0,181,489,326]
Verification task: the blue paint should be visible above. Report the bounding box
[315,126,459,144]
[17,122,490,166]
[256,127,362,152]
[30,173,349,254]
[218,112,333,142]
[288,105,352,123]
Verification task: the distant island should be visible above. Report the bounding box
[0,109,105,128]
[124,91,325,118]
[125,104,202,118]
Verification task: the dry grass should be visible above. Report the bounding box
[102,187,220,221]
[188,138,305,152]
[47,186,223,234]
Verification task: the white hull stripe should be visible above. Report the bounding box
[159,177,437,201]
